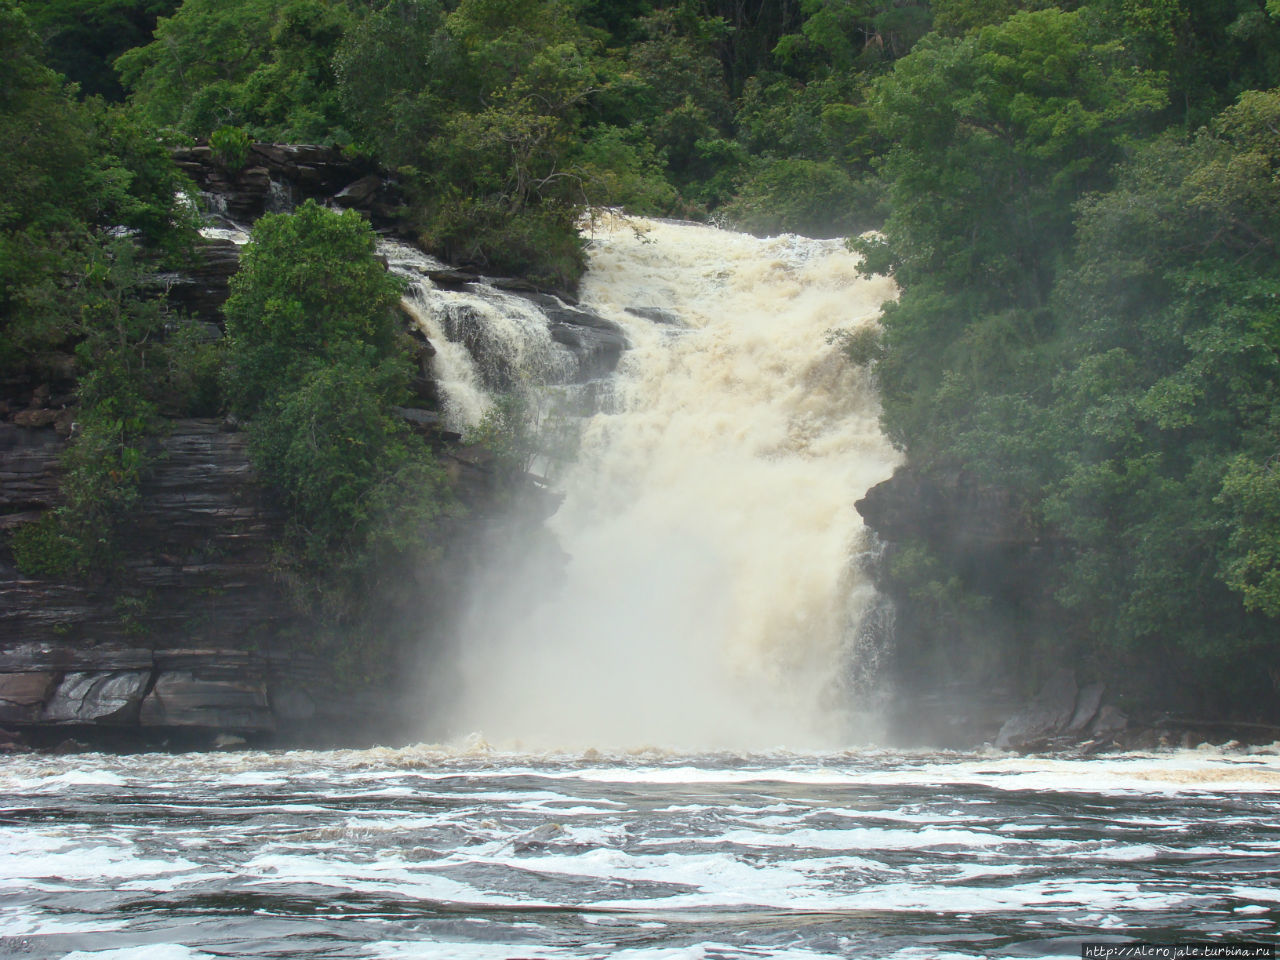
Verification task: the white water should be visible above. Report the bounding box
[453,216,900,751]
[380,240,579,429]
[202,212,902,749]
[3,746,1278,958]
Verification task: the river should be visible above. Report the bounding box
[2,746,1278,958]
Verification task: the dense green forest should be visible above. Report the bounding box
[4,0,1280,714]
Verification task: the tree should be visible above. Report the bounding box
[18,0,179,100]
[222,201,452,653]
[1039,89,1280,668]
[116,0,355,141]
[861,8,1165,455]
[222,200,402,416]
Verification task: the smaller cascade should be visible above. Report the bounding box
[187,202,628,437]
[378,239,626,433]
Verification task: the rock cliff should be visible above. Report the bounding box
[0,142,589,750]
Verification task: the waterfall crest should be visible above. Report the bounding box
[450,215,901,750]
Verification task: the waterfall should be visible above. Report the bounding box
[449,215,901,750]
[199,206,900,748]
[379,240,598,431]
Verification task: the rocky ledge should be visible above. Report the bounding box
[0,418,517,751]
[173,142,402,227]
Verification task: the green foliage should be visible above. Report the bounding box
[1091,0,1280,127]
[575,126,679,214]
[222,200,403,416]
[774,0,932,75]
[1,3,202,581]
[17,0,1280,705]
[116,0,355,141]
[1031,91,1280,660]
[209,125,251,172]
[250,355,447,570]
[18,0,179,101]
[1220,456,1280,619]
[335,0,603,286]
[726,157,881,237]
[223,203,455,651]
[11,237,216,579]
[827,325,885,367]
[864,9,1165,457]
[854,1,1280,700]
[9,512,80,578]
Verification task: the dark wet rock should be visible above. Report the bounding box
[333,174,383,207]
[548,323,627,381]
[995,668,1078,751]
[487,276,541,295]
[0,420,299,739]
[173,141,402,231]
[0,727,31,752]
[626,306,683,326]
[532,302,627,381]
[50,737,90,754]
[159,238,242,325]
[271,685,316,722]
[513,822,566,852]
[424,267,483,287]
[43,670,150,723]
[0,672,56,723]
[392,406,442,427]
[12,409,59,429]
[0,643,153,674]
[0,412,533,747]
[1066,682,1106,733]
[0,424,63,517]
[404,846,446,862]
[140,671,275,732]
[1092,704,1128,736]
[857,466,1045,557]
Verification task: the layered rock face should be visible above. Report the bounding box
[0,416,521,747]
[856,466,1062,747]
[0,142,625,749]
[172,142,402,226]
[1,420,300,745]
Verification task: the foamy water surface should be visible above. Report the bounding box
[2,746,1278,958]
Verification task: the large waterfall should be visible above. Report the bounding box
[202,209,900,749]
[420,215,901,750]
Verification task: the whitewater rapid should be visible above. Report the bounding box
[450,216,900,751]
[2,746,1278,959]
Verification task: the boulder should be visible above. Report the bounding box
[42,670,150,723]
[548,321,627,381]
[1066,681,1106,733]
[0,672,56,723]
[534,301,627,381]
[12,409,59,429]
[995,668,1078,750]
[392,406,442,427]
[1092,704,1128,736]
[139,671,274,732]
[625,306,683,326]
[333,174,383,208]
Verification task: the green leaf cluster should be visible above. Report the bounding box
[115,0,356,142]
[861,0,1280,702]
[3,1,203,580]
[222,201,454,653]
